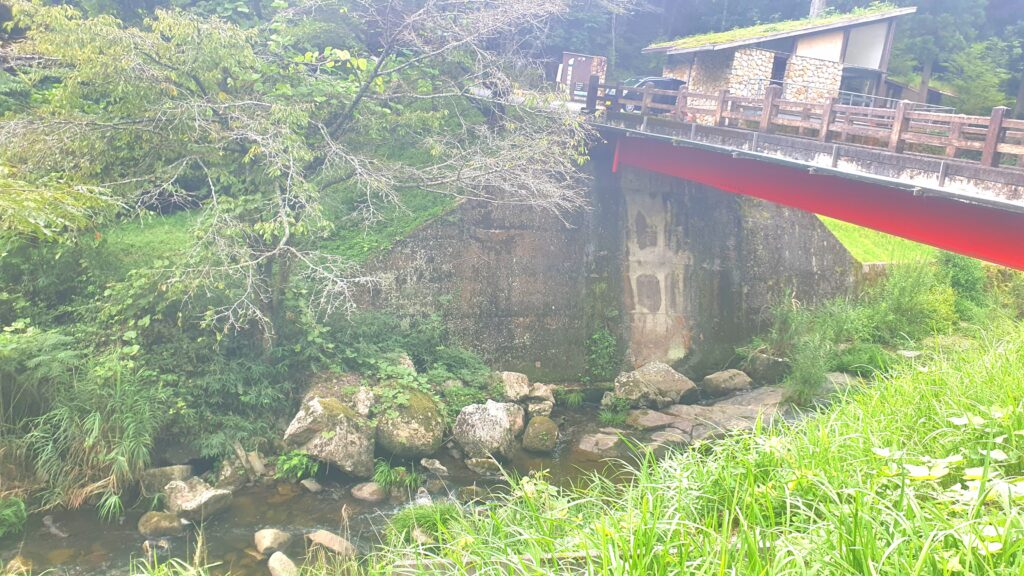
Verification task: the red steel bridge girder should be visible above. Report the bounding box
[612,136,1024,271]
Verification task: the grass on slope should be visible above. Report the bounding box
[822,216,938,263]
[366,319,1024,575]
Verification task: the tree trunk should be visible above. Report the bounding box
[917,58,934,104]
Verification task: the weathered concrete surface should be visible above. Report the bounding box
[371,144,854,379]
[370,145,625,381]
[620,167,856,371]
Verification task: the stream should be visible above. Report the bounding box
[1,405,622,576]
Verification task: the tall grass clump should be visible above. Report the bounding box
[0,497,26,538]
[26,351,168,517]
[748,260,961,404]
[369,320,1024,575]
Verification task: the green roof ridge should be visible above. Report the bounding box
[647,3,902,52]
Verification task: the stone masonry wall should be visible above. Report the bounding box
[688,50,733,95]
[728,48,774,98]
[663,55,691,81]
[783,55,843,103]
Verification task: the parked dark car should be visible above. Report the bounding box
[605,77,686,112]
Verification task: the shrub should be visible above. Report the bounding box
[373,460,422,491]
[586,329,620,382]
[274,450,320,481]
[0,497,26,538]
[387,502,463,544]
[831,342,897,377]
[938,252,988,318]
[554,388,584,409]
[783,334,830,406]
[26,351,169,516]
[598,397,631,426]
[868,263,956,343]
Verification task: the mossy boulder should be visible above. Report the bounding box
[376,391,445,458]
[522,416,559,453]
[700,369,753,397]
[282,396,375,478]
[137,511,185,538]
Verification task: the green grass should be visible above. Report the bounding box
[647,3,901,51]
[366,319,1024,575]
[321,187,457,263]
[821,216,938,263]
[93,211,195,280]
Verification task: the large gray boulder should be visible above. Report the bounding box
[499,372,531,402]
[453,401,525,458]
[164,477,232,522]
[700,369,753,397]
[610,362,697,408]
[743,353,790,384]
[575,432,623,460]
[351,482,387,503]
[307,529,356,558]
[524,383,556,417]
[283,396,375,478]
[376,391,445,458]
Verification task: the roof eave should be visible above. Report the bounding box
[643,6,916,56]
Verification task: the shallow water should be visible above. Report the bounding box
[1,406,623,575]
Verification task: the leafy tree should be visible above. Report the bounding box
[2,0,592,351]
[890,0,986,103]
[945,39,1012,114]
[985,0,1024,117]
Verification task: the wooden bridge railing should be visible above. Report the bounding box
[584,75,1024,171]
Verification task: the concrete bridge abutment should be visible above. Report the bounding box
[372,143,857,380]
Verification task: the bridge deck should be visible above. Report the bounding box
[584,81,1024,270]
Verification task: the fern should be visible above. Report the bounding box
[0,497,26,538]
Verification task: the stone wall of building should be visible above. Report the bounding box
[783,55,843,103]
[663,55,691,81]
[728,48,774,98]
[688,51,734,95]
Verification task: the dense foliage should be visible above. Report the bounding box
[362,267,1024,576]
[0,0,593,513]
[0,0,1020,529]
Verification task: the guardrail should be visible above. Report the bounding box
[584,75,1023,170]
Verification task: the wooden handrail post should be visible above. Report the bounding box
[609,81,623,113]
[982,106,1008,167]
[888,100,911,153]
[819,97,836,142]
[640,84,653,117]
[714,89,728,127]
[584,74,600,115]
[760,84,782,132]
[673,85,688,122]
[945,116,964,159]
